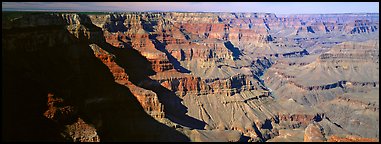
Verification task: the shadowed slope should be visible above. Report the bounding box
[2,13,190,142]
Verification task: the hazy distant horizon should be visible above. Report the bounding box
[2,2,379,15]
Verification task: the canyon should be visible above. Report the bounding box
[2,11,379,142]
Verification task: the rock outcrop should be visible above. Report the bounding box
[304,123,326,142]
[66,118,100,142]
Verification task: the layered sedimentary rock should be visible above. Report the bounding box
[2,12,190,142]
[263,39,379,139]
[89,44,165,120]
[90,12,378,142]
[264,40,379,104]
[2,11,379,142]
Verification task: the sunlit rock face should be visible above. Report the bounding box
[2,11,378,142]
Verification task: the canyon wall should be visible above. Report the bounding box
[2,11,379,142]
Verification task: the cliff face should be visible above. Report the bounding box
[2,13,189,142]
[2,12,379,142]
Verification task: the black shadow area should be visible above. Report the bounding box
[224,41,242,60]
[2,13,189,142]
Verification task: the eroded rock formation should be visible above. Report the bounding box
[2,11,379,142]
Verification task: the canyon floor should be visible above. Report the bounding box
[2,11,379,142]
